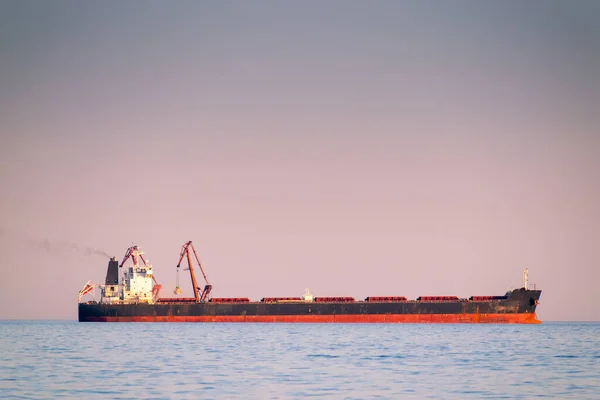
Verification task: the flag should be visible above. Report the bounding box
[79,280,94,298]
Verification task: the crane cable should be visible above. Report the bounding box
[174,265,182,295]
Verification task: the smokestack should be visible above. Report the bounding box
[105,258,119,285]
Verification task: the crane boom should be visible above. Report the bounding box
[151,275,162,303]
[119,245,149,268]
[190,244,210,288]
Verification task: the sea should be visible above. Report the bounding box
[0,321,598,399]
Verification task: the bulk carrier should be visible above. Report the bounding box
[78,241,542,323]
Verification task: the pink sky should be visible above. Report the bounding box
[1,2,599,320]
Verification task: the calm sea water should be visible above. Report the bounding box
[1,321,598,399]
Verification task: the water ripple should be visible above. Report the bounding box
[0,321,599,399]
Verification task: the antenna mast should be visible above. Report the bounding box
[522,268,529,290]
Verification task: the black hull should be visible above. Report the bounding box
[79,288,542,323]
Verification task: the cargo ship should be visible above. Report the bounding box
[78,241,542,323]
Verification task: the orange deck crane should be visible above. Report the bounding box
[175,241,212,303]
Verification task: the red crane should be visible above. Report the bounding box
[176,241,212,303]
[151,276,162,303]
[119,245,148,269]
[119,244,162,303]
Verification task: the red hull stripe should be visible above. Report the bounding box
[81,313,541,324]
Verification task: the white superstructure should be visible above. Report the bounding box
[122,246,154,303]
[95,245,158,304]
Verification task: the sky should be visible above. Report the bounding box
[0,1,599,321]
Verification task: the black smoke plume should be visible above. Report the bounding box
[36,239,111,258]
[0,226,111,259]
